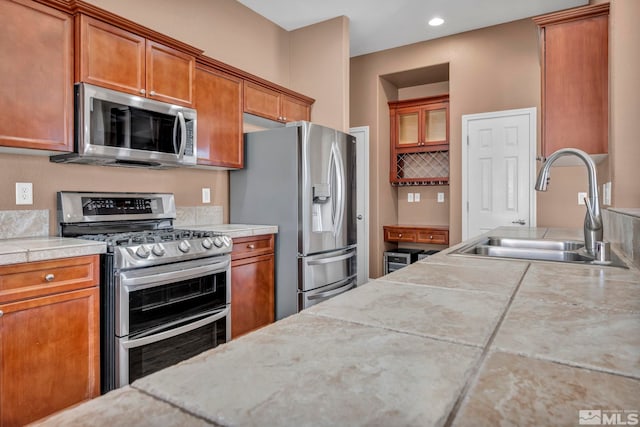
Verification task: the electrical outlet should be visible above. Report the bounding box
[578,192,587,205]
[202,187,211,204]
[407,193,414,203]
[16,182,33,205]
[437,192,445,203]
[414,192,420,202]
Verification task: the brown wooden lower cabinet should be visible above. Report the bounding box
[0,255,100,427]
[231,235,275,338]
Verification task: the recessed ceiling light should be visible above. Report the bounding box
[428,17,444,27]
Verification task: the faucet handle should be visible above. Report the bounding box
[595,241,610,263]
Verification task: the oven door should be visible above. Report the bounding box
[113,255,230,387]
[116,256,230,337]
[116,306,229,387]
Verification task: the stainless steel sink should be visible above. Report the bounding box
[452,236,628,268]
[483,237,584,251]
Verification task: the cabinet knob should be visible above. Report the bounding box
[139,89,146,95]
[150,90,156,96]
[398,233,402,237]
[429,235,433,239]
[247,244,256,249]
[0,310,3,318]
[44,273,55,282]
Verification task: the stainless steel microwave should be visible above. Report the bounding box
[51,83,197,168]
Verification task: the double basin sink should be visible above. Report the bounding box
[453,236,628,268]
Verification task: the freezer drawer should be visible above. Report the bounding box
[298,276,357,311]
[299,247,357,293]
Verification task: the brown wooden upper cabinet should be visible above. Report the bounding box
[77,15,195,107]
[244,81,310,123]
[534,4,609,158]
[389,95,450,185]
[390,96,449,149]
[196,64,243,168]
[0,0,73,152]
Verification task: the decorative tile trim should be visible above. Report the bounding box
[0,210,49,239]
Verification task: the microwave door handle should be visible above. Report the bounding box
[173,111,187,159]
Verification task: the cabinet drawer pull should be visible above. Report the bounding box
[0,310,3,318]
[247,244,256,249]
[429,235,433,239]
[44,273,55,282]
[398,233,402,237]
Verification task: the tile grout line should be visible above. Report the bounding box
[132,386,226,427]
[442,263,532,427]
[304,310,483,350]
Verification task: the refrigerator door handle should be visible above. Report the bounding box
[307,250,356,266]
[331,141,345,238]
[307,274,357,301]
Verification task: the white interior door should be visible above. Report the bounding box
[349,126,370,285]
[462,108,536,240]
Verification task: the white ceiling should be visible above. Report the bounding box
[236,0,588,57]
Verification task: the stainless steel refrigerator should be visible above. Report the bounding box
[230,121,357,320]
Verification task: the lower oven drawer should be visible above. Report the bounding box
[116,307,229,387]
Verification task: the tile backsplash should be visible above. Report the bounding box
[604,208,640,269]
[0,206,223,240]
[0,210,48,239]
[175,206,224,227]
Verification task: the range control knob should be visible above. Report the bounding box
[135,245,150,259]
[221,235,232,247]
[152,244,166,257]
[201,237,214,249]
[212,236,223,248]
[178,240,191,253]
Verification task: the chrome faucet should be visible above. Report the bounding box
[535,148,602,257]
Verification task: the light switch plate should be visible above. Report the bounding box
[16,182,33,205]
[407,193,414,203]
[202,188,211,204]
[437,192,445,203]
[414,192,420,202]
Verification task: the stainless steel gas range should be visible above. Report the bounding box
[58,192,232,393]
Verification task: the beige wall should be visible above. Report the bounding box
[0,0,350,236]
[290,16,350,131]
[0,152,228,234]
[609,0,640,207]
[351,18,542,278]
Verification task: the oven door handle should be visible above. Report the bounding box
[120,259,229,290]
[122,307,229,349]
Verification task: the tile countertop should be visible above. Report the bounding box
[0,225,276,266]
[187,223,278,238]
[34,227,640,427]
[0,237,106,266]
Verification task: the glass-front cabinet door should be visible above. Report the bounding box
[396,107,420,147]
[424,107,447,143]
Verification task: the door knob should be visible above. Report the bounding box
[511,219,526,225]
[357,214,363,220]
